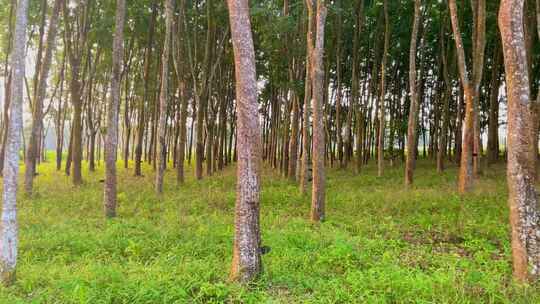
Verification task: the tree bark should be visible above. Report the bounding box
[104,0,126,217]
[405,0,421,186]
[449,0,475,194]
[377,0,390,177]
[487,44,502,165]
[308,0,327,222]
[155,0,173,194]
[24,0,62,195]
[1,0,28,285]
[227,0,263,283]
[499,0,540,282]
[300,0,314,195]
[134,0,157,177]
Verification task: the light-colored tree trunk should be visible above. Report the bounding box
[499,0,540,282]
[155,0,173,194]
[227,0,263,283]
[308,0,327,222]
[405,0,421,186]
[1,0,28,286]
[104,0,126,217]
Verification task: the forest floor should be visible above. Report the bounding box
[0,156,539,303]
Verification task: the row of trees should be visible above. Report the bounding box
[0,0,539,285]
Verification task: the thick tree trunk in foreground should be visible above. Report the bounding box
[24,0,62,195]
[1,0,28,285]
[499,0,540,283]
[405,0,421,186]
[104,0,126,217]
[227,0,263,283]
[308,0,327,222]
[155,0,173,194]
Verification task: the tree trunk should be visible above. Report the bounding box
[155,0,173,194]
[24,0,62,195]
[499,0,540,282]
[377,0,390,177]
[227,0,263,283]
[134,0,157,177]
[449,0,474,194]
[300,1,314,195]
[308,0,327,222]
[487,44,502,165]
[472,0,486,177]
[405,0,421,186]
[104,0,126,217]
[0,0,28,285]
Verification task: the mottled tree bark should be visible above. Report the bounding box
[499,0,540,282]
[155,0,173,194]
[227,0,263,283]
[308,0,327,222]
[1,0,28,285]
[405,0,421,186]
[104,0,126,217]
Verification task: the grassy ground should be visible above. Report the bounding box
[0,156,538,303]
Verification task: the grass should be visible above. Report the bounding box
[0,155,539,303]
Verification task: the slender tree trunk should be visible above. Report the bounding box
[487,44,502,165]
[155,0,173,194]
[134,0,157,177]
[405,0,421,186]
[227,0,263,283]
[438,23,452,173]
[449,0,474,194]
[24,0,62,195]
[499,0,540,282]
[288,94,299,181]
[377,0,390,177]
[472,0,486,177]
[300,2,314,195]
[104,0,126,217]
[0,0,28,285]
[308,0,327,222]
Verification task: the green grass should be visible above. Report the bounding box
[0,155,538,303]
